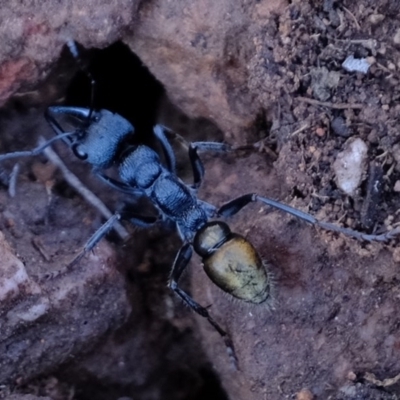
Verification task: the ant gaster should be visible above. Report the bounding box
[1,42,399,363]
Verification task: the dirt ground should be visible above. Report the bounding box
[1,1,400,400]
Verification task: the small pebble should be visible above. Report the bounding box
[394,181,400,192]
[296,388,314,400]
[347,371,357,381]
[366,56,376,66]
[369,13,385,24]
[311,67,340,101]
[367,130,378,144]
[392,143,400,172]
[342,56,371,74]
[331,117,350,137]
[5,218,15,228]
[315,127,326,137]
[333,138,368,196]
[394,28,400,45]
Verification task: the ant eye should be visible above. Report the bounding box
[72,143,88,160]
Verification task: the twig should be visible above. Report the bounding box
[364,371,400,387]
[289,123,309,137]
[39,137,129,240]
[342,6,361,30]
[297,96,364,110]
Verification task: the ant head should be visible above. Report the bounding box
[46,106,134,168]
[193,221,232,257]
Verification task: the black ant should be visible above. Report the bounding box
[0,41,399,364]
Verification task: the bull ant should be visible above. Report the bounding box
[0,41,398,363]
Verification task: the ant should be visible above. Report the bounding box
[0,41,399,364]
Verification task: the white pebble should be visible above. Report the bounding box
[342,55,371,74]
[333,138,368,196]
[394,28,400,45]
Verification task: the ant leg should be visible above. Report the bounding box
[46,106,94,125]
[66,40,96,120]
[188,142,230,190]
[198,200,217,218]
[153,125,177,174]
[67,213,122,269]
[120,210,161,228]
[40,213,123,281]
[0,164,19,198]
[96,172,143,197]
[218,193,400,242]
[8,163,20,198]
[44,108,75,145]
[127,214,159,228]
[0,166,9,186]
[69,207,162,267]
[169,243,238,365]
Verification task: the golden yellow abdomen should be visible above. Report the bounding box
[202,234,270,304]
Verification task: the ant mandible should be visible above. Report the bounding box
[0,41,399,363]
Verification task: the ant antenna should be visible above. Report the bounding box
[66,40,96,121]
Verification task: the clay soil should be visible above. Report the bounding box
[1,1,400,400]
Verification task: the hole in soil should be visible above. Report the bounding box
[254,109,275,149]
[291,186,306,199]
[65,41,165,146]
